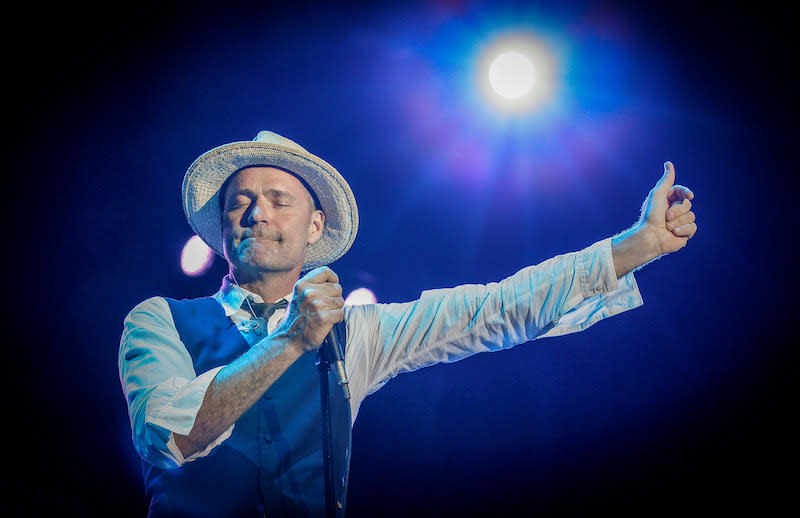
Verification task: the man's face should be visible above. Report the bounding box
[221,166,324,275]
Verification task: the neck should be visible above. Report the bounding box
[230,265,301,302]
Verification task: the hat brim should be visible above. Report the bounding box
[182,141,358,270]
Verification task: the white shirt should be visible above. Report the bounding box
[119,237,643,469]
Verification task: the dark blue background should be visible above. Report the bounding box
[5,1,795,516]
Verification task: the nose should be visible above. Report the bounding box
[245,198,271,225]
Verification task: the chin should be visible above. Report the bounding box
[240,251,300,274]
[230,239,305,272]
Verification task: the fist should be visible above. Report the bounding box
[276,267,345,352]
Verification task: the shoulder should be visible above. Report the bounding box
[118,296,218,364]
[121,296,212,344]
[124,296,172,326]
[125,295,218,322]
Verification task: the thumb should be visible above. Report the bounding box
[652,161,675,196]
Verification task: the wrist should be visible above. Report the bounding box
[611,224,661,278]
[270,326,315,357]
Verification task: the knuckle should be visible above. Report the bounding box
[318,311,336,327]
[307,266,328,281]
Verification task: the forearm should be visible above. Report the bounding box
[611,225,660,278]
[174,334,304,458]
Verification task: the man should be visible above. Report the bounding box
[119,131,697,517]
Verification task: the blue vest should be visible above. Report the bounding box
[141,297,351,518]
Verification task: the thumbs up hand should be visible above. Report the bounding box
[640,161,697,256]
[611,161,698,278]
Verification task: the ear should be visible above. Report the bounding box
[307,210,325,245]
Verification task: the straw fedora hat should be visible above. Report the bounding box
[182,130,359,270]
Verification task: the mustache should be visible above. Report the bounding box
[242,225,282,241]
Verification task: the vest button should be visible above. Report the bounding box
[263,434,272,443]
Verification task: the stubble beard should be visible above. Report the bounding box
[233,237,302,276]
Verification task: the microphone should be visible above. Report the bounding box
[323,329,350,400]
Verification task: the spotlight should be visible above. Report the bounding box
[181,235,214,276]
[477,32,556,114]
[489,51,536,99]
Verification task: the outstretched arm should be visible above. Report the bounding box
[343,163,695,403]
[612,161,697,278]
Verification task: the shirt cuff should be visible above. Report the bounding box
[145,365,235,466]
[164,423,234,466]
[543,237,643,337]
[578,237,620,298]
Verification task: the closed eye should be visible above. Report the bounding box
[226,195,253,211]
[268,191,295,207]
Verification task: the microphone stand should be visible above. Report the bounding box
[318,330,350,518]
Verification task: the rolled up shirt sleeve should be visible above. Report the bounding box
[343,237,643,406]
[118,297,233,469]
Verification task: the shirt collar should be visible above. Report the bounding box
[215,275,292,318]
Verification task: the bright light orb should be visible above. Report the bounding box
[181,235,214,276]
[489,51,536,99]
[476,32,557,114]
[344,287,377,306]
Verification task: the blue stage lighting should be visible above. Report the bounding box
[181,235,214,276]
